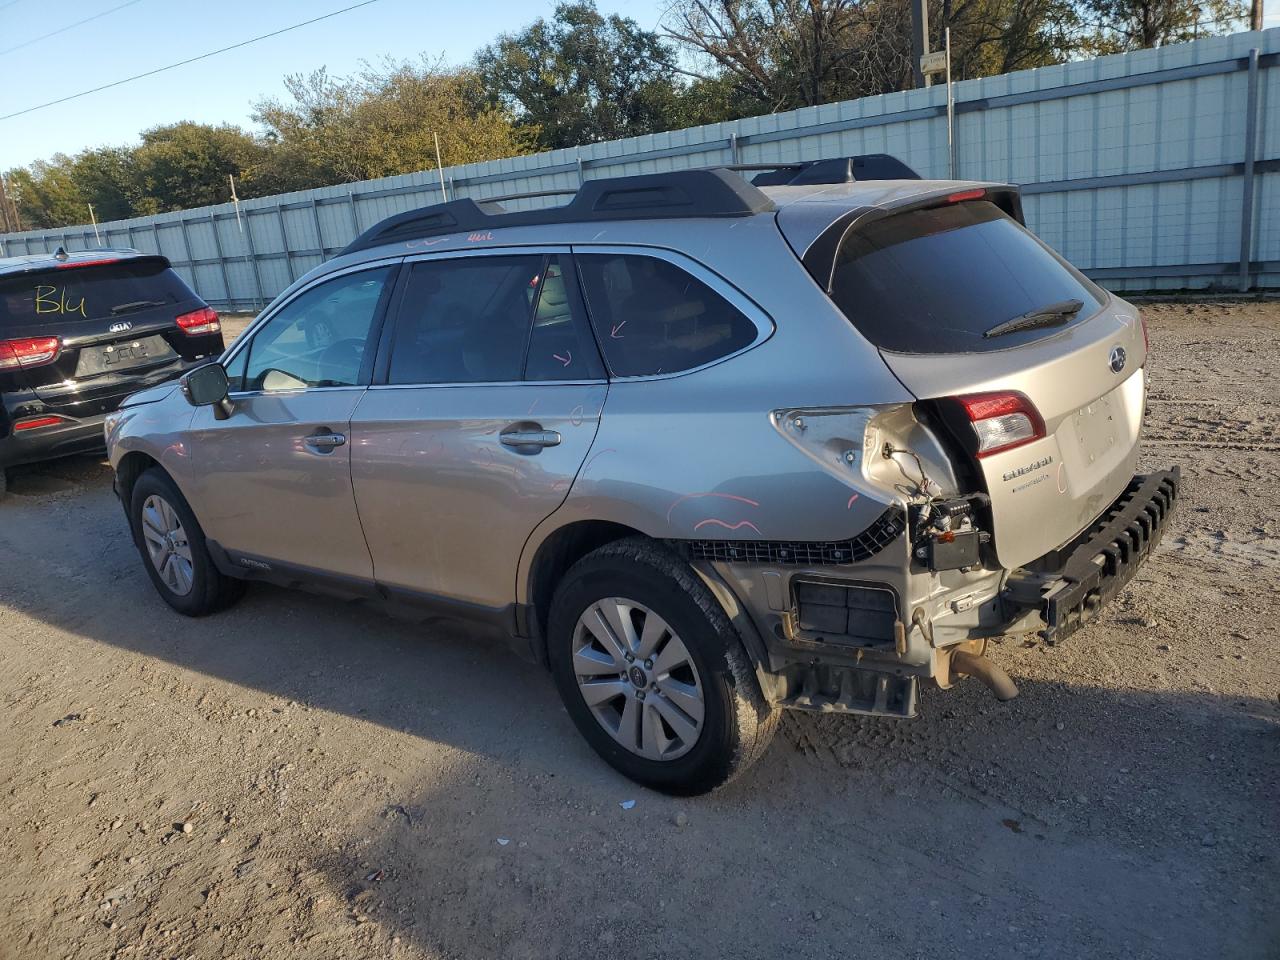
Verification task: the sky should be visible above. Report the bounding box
[0,0,1273,172]
[0,0,668,170]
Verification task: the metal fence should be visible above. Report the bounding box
[2,29,1276,310]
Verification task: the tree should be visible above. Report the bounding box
[70,147,139,222]
[1075,0,1246,51]
[476,2,690,149]
[664,0,1094,108]
[4,156,86,229]
[130,122,268,214]
[251,58,536,188]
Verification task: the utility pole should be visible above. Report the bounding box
[910,0,932,88]
[0,175,19,234]
[1251,0,1263,31]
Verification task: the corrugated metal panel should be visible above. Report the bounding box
[1,30,1275,306]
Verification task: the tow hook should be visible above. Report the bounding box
[950,649,1019,701]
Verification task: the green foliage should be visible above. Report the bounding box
[131,122,270,214]
[251,59,537,187]
[476,2,688,149]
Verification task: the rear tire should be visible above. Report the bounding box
[548,537,777,795]
[128,468,245,616]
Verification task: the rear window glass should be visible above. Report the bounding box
[576,254,758,377]
[0,259,194,329]
[827,201,1102,354]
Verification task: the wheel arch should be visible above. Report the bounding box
[115,450,164,508]
[523,519,644,664]
[520,520,778,698]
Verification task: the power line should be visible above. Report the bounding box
[0,0,145,57]
[0,0,25,12]
[0,0,146,56]
[0,0,384,122]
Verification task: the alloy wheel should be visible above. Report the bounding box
[572,598,705,761]
[140,494,195,597]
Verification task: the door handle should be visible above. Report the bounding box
[304,430,346,452]
[499,428,562,449]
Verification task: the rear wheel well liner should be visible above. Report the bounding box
[525,520,644,663]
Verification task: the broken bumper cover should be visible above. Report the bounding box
[1024,467,1180,644]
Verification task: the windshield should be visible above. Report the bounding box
[827,201,1103,354]
[0,259,194,329]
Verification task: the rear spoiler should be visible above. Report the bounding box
[0,248,165,282]
[800,184,1024,293]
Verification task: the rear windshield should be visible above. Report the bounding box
[0,259,195,329]
[827,201,1102,354]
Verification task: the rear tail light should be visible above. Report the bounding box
[0,336,61,370]
[946,188,986,203]
[954,391,1045,458]
[13,415,70,432]
[175,306,220,336]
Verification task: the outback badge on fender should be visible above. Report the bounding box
[1109,345,1127,373]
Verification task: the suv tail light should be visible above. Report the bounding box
[0,336,61,370]
[175,306,220,336]
[954,391,1045,458]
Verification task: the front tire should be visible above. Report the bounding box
[548,537,777,795]
[128,468,244,616]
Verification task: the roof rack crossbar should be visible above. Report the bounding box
[341,168,775,256]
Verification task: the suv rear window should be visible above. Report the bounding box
[0,259,195,329]
[827,201,1102,354]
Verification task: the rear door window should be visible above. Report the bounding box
[0,259,195,329]
[523,257,604,381]
[574,253,758,377]
[386,254,603,385]
[827,201,1103,354]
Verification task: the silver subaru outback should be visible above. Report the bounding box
[106,167,1178,794]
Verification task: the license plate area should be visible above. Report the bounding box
[75,335,176,376]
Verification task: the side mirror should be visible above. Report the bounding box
[180,362,233,419]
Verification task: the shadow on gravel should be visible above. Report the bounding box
[2,459,1278,959]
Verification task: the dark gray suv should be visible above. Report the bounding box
[106,168,1177,794]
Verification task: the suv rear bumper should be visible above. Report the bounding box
[1005,467,1180,644]
[0,413,109,469]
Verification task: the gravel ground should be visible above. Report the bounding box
[0,301,1276,960]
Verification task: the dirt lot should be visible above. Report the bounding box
[1,302,1276,960]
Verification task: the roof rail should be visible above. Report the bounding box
[341,168,775,256]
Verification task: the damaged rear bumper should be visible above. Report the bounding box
[1006,467,1180,644]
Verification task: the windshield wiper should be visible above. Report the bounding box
[983,299,1084,339]
[110,299,166,315]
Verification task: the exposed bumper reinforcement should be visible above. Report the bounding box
[1021,467,1180,645]
[778,664,918,718]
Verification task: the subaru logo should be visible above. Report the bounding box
[108,321,133,334]
[1109,346,1126,373]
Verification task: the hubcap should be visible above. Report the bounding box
[572,598,705,761]
[140,494,195,597]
